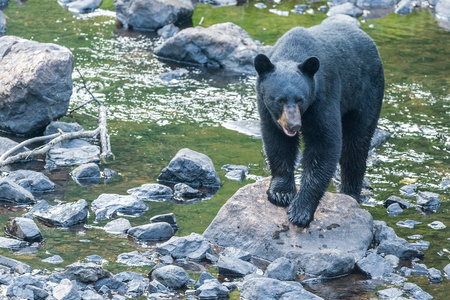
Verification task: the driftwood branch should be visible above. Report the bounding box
[0,71,113,167]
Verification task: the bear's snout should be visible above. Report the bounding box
[278,105,301,136]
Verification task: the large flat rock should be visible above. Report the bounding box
[203,178,373,277]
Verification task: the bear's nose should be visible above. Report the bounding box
[288,122,302,133]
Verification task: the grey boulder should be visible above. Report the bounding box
[127,183,173,201]
[395,0,415,16]
[158,148,221,192]
[70,163,101,185]
[0,137,29,158]
[0,36,73,136]
[62,262,111,283]
[321,14,362,29]
[44,121,84,136]
[127,222,174,242]
[66,0,102,14]
[196,279,230,299]
[150,213,178,232]
[114,0,194,30]
[150,265,190,289]
[265,257,297,281]
[46,139,100,167]
[0,237,28,249]
[356,253,394,278]
[117,251,155,267]
[104,218,132,234]
[91,194,148,221]
[416,191,440,211]
[52,278,80,300]
[154,22,261,74]
[203,178,373,278]
[4,217,43,243]
[156,232,212,261]
[327,3,363,18]
[6,170,54,194]
[0,255,32,274]
[0,179,35,204]
[30,199,88,227]
[217,255,258,277]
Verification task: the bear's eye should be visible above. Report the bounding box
[277,98,284,104]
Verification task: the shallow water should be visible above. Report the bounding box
[1,0,449,298]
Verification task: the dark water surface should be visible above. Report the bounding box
[1,0,449,299]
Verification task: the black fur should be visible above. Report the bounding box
[254,23,384,227]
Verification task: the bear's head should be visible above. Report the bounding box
[254,54,320,137]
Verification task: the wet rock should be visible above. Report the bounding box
[42,255,64,264]
[321,14,362,28]
[103,168,118,182]
[194,272,216,289]
[399,183,417,197]
[127,222,174,242]
[44,121,84,136]
[416,191,440,211]
[395,0,415,15]
[410,240,430,250]
[356,253,394,278]
[240,275,322,300]
[217,255,258,277]
[147,279,170,293]
[117,251,155,267]
[0,255,32,274]
[221,246,251,261]
[399,266,412,276]
[0,137,29,158]
[86,254,105,264]
[151,265,190,289]
[440,179,450,189]
[157,24,180,39]
[203,178,373,278]
[79,289,103,299]
[427,267,442,283]
[0,10,5,36]
[53,278,80,299]
[115,0,194,30]
[115,271,146,283]
[62,262,111,283]
[4,217,43,243]
[222,164,248,182]
[159,254,173,265]
[254,3,267,9]
[94,277,127,294]
[387,203,404,216]
[222,119,262,138]
[154,22,261,74]
[127,183,173,202]
[91,194,148,221]
[150,213,178,233]
[0,36,73,136]
[384,254,399,268]
[412,263,428,276]
[0,271,12,285]
[64,0,102,14]
[0,179,35,204]
[0,236,28,249]
[31,199,88,227]
[380,273,406,286]
[157,68,188,82]
[355,0,399,7]
[443,263,450,279]
[402,282,433,300]
[196,279,230,299]
[70,163,101,185]
[318,5,328,13]
[6,170,55,194]
[408,234,423,239]
[156,232,211,261]
[427,220,446,230]
[104,218,132,234]
[327,3,363,18]
[158,148,221,192]
[174,183,203,201]
[124,278,149,298]
[265,257,296,281]
[384,195,413,210]
[6,275,47,300]
[396,219,421,229]
[376,287,403,299]
[46,139,100,167]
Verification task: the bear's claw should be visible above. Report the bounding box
[267,190,294,207]
[267,176,296,207]
[288,198,318,227]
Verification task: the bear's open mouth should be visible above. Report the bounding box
[282,127,298,137]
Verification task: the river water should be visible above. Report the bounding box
[1,0,449,299]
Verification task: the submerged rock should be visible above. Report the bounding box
[4,217,43,243]
[222,120,262,138]
[173,183,203,201]
[70,163,101,185]
[46,139,100,167]
[0,36,73,136]
[0,179,35,204]
[154,22,261,74]
[30,199,88,227]
[6,170,54,194]
[115,0,194,30]
[203,178,373,278]
[117,251,155,267]
[387,203,404,216]
[127,183,173,201]
[396,219,421,229]
[158,148,221,192]
[91,194,149,221]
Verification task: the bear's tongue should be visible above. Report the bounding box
[282,127,297,137]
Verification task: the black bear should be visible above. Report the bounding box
[254,22,384,227]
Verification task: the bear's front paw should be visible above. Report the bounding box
[288,198,319,227]
[267,177,296,207]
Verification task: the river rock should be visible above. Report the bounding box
[127,222,174,242]
[383,195,413,210]
[402,282,433,300]
[321,14,362,28]
[203,178,373,278]
[66,0,102,14]
[355,0,399,7]
[440,179,450,189]
[6,170,55,194]
[173,183,203,202]
[395,0,415,15]
[0,10,6,36]
[240,274,322,300]
[0,255,32,274]
[46,139,101,167]
[53,278,80,300]
[427,220,446,230]
[0,137,30,158]
[31,199,88,227]
[217,255,258,277]
[356,253,394,278]
[0,0,8,10]
[154,22,261,74]
[157,23,180,39]
[444,263,450,279]
[265,257,297,281]
[327,3,363,18]
[150,213,178,232]
[0,179,35,204]
[127,183,173,201]
[6,275,48,300]
[42,255,64,264]
[0,36,73,136]
[196,279,230,299]
[104,218,132,234]
[117,251,155,267]
[221,246,251,261]
[4,217,43,243]
[222,120,262,138]
[387,203,404,216]
[156,232,211,261]
[151,265,190,289]
[44,121,84,135]
[158,148,221,192]
[63,262,111,283]
[0,237,28,249]
[70,162,101,185]
[194,272,216,289]
[396,219,421,229]
[416,191,440,211]
[94,277,127,294]
[114,0,194,30]
[377,287,403,299]
[399,183,417,197]
[91,194,148,221]
[427,267,442,283]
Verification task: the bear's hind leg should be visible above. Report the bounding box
[339,111,378,202]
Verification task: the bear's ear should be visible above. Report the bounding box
[299,56,320,77]
[254,54,274,76]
